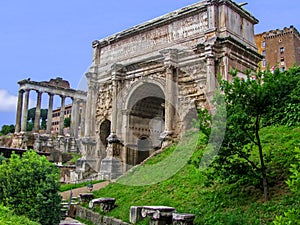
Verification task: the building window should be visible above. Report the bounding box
[262,59,266,67]
[280,47,284,54]
[262,50,266,56]
[262,41,266,48]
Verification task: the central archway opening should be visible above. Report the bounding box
[126,82,165,165]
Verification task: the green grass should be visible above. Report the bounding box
[76,216,95,225]
[84,126,299,224]
[0,205,39,225]
[59,179,105,192]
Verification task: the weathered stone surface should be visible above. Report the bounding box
[79,193,94,203]
[89,198,116,212]
[130,206,144,224]
[83,0,262,180]
[172,213,195,225]
[75,205,129,225]
[141,206,176,225]
[99,156,123,180]
[13,0,262,181]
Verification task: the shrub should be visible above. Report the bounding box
[0,150,61,225]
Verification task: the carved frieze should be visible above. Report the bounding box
[96,83,112,120]
[99,12,208,64]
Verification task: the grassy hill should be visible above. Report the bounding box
[90,125,299,224]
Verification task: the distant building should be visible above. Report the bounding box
[51,104,72,135]
[255,25,300,71]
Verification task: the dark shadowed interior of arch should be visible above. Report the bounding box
[99,119,111,148]
[126,83,165,165]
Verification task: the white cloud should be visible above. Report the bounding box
[0,89,42,113]
[0,89,18,112]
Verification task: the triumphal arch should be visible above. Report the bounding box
[79,0,261,179]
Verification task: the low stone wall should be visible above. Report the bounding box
[75,205,129,225]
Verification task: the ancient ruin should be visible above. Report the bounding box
[84,0,261,179]
[13,0,261,181]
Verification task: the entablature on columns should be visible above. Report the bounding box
[18,78,87,101]
[111,63,126,81]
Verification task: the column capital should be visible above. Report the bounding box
[160,48,179,67]
[206,55,216,66]
[111,63,126,81]
[59,95,66,100]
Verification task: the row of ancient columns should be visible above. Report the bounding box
[15,89,84,138]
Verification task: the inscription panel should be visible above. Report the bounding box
[99,11,208,65]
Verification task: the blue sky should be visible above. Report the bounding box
[0,0,299,128]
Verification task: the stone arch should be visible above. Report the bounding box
[99,119,111,148]
[123,80,165,166]
[123,78,165,111]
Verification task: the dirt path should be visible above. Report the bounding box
[60,181,110,200]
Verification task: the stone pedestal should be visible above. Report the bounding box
[76,159,98,180]
[99,156,123,180]
[159,131,173,149]
[172,213,195,225]
[79,193,94,203]
[130,206,144,224]
[141,206,175,225]
[76,137,101,179]
[69,137,76,152]
[89,198,116,212]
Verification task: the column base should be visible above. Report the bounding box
[159,131,173,148]
[99,156,123,180]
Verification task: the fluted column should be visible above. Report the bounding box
[58,95,66,135]
[15,90,24,133]
[71,98,80,138]
[46,93,54,134]
[90,86,97,137]
[84,83,93,137]
[160,49,178,136]
[107,64,123,143]
[21,89,30,132]
[80,100,86,138]
[165,65,175,134]
[33,91,42,132]
[111,78,117,137]
[206,56,216,93]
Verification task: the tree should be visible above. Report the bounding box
[212,67,300,201]
[40,109,48,130]
[27,107,36,122]
[26,107,48,130]
[64,116,71,128]
[0,153,7,164]
[26,121,34,131]
[273,148,300,224]
[217,69,274,200]
[0,150,61,225]
[0,124,15,135]
[264,66,300,126]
